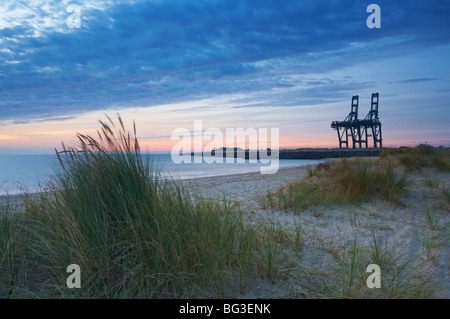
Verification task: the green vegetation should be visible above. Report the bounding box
[262,158,410,212]
[441,187,450,207]
[263,144,450,213]
[331,231,438,298]
[424,176,441,188]
[0,116,281,298]
[0,202,28,297]
[421,207,438,231]
[258,145,448,298]
[381,144,450,171]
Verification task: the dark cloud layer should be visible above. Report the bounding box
[1,0,450,122]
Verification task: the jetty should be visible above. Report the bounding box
[188,148,382,160]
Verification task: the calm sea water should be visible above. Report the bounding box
[0,154,321,195]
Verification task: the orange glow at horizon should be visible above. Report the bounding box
[0,100,444,154]
[1,102,342,153]
[0,119,338,153]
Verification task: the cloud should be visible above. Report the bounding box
[1,0,450,123]
[398,78,440,84]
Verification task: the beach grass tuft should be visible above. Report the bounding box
[381,144,450,171]
[0,115,277,298]
[262,158,410,212]
[0,202,26,297]
[333,231,438,298]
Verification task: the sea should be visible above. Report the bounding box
[0,154,321,195]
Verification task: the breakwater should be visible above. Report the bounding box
[279,149,382,159]
[189,148,382,160]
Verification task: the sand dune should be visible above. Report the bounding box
[182,163,450,298]
[2,161,449,297]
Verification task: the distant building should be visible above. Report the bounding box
[212,147,244,157]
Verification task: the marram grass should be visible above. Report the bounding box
[262,158,410,212]
[381,144,450,171]
[0,115,272,298]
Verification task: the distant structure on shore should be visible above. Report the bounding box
[189,147,382,160]
[190,147,272,160]
[331,93,382,149]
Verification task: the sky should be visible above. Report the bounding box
[0,0,449,154]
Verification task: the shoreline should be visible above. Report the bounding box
[1,154,449,298]
[179,162,323,205]
[189,148,382,159]
[0,161,324,214]
[0,160,327,200]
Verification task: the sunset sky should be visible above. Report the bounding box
[1,0,449,154]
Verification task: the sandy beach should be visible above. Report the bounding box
[181,161,450,298]
[2,159,449,298]
[180,163,316,205]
